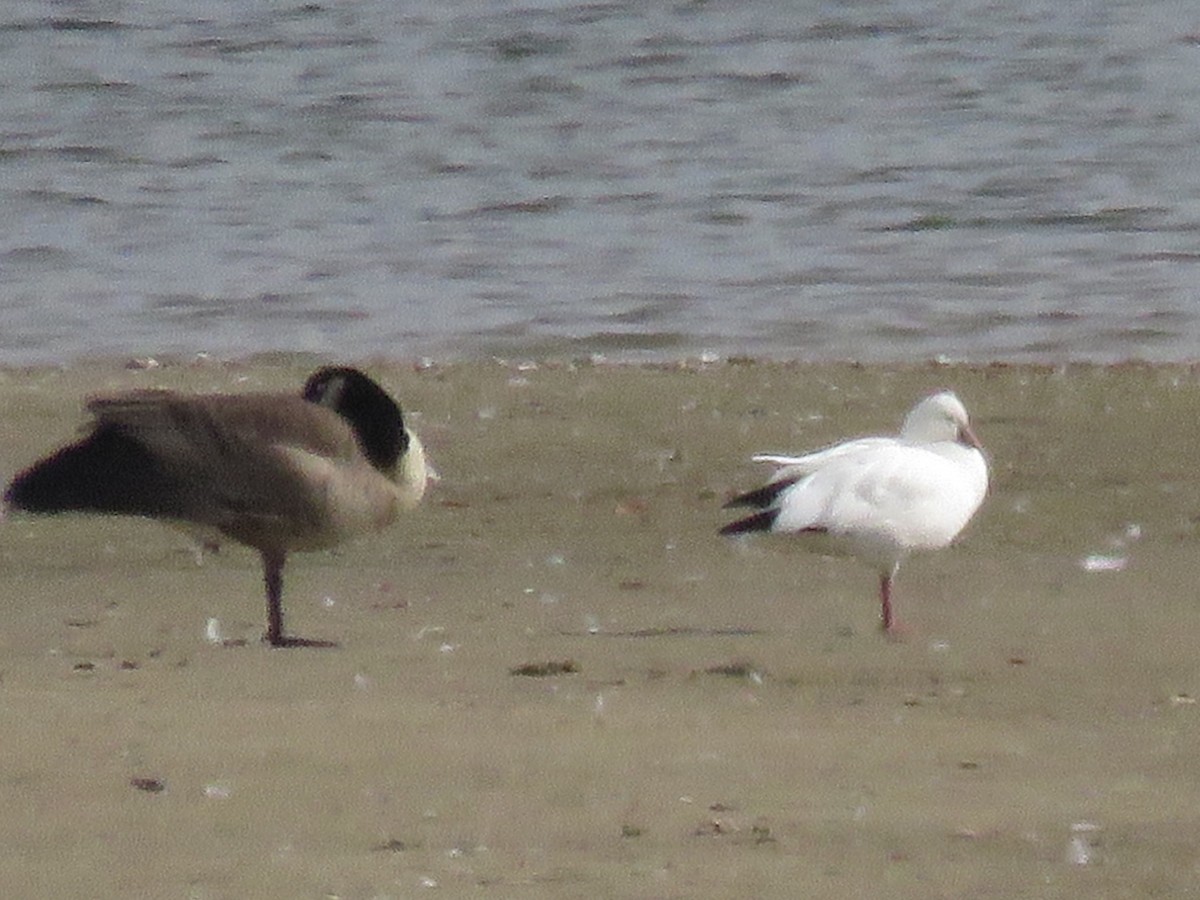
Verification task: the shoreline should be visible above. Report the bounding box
[5,348,1200,370]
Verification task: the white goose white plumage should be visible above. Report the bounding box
[720,391,988,633]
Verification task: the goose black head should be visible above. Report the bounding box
[302,367,408,474]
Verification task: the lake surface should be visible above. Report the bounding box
[3,0,1200,365]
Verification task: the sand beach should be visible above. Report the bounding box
[0,357,1198,898]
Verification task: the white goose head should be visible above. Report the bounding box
[900,390,982,450]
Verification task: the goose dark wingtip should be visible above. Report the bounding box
[4,428,186,518]
[719,508,780,536]
[722,474,802,511]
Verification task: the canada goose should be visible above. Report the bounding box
[720,391,988,634]
[3,367,429,647]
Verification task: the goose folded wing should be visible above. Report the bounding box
[87,392,362,540]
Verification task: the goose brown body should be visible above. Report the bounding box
[4,367,429,647]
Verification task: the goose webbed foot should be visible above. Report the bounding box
[264,633,339,649]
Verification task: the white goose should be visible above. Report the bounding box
[720,391,988,633]
[4,367,430,648]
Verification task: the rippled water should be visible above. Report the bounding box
[2,0,1200,364]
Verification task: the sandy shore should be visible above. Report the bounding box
[1,356,1199,898]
